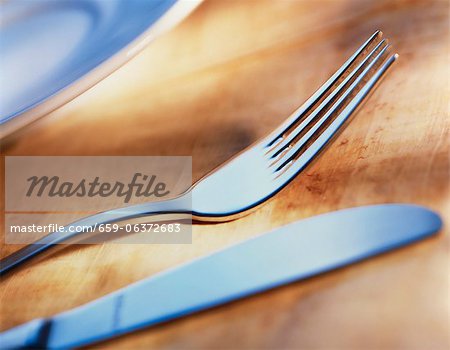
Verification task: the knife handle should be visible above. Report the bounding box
[0,319,48,349]
[0,294,124,349]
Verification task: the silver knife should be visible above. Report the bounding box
[0,204,442,349]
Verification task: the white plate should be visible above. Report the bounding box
[0,0,201,138]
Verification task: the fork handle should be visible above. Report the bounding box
[0,194,192,275]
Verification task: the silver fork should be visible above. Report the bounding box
[0,31,398,274]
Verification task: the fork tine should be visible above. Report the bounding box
[267,30,383,148]
[272,42,392,171]
[273,51,398,178]
[268,38,388,160]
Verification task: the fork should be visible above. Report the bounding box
[0,31,398,275]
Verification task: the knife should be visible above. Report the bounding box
[0,204,442,349]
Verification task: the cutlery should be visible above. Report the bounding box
[0,204,441,349]
[0,31,398,274]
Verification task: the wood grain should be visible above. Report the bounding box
[1,0,449,349]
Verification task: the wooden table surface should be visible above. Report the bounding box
[1,0,449,349]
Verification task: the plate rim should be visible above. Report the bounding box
[0,0,203,139]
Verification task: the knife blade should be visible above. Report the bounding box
[0,204,442,349]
